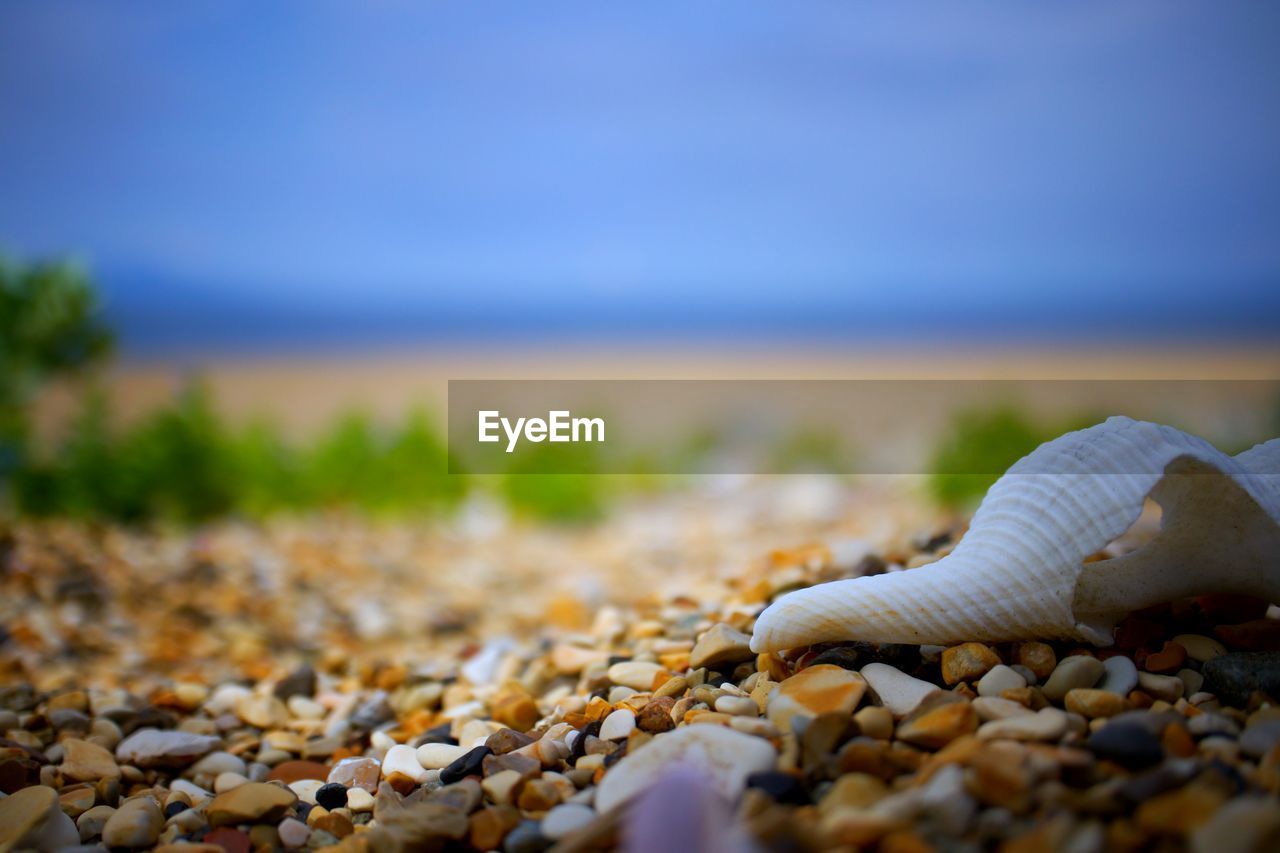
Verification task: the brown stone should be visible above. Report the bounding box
[485,728,535,755]
[0,785,61,850]
[60,738,121,783]
[469,805,521,850]
[880,830,936,853]
[0,754,41,794]
[313,810,355,838]
[835,739,899,781]
[1064,689,1130,718]
[1162,723,1196,758]
[1001,687,1048,711]
[516,778,561,812]
[202,828,251,853]
[491,685,540,732]
[1216,620,1280,651]
[968,742,1031,812]
[689,623,755,670]
[207,782,298,827]
[1135,783,1227,835]
[58,784,97,817]
[327,756,380,793]
[266,759,331,784]
[766,665,867,733]
[1144,642,1188,674]
[941,643,1001,686]
[895,699,978,750]
[1013,637,1054,676]
[482,751,540,778]
[818,773,887,815]
[637,696,676,733]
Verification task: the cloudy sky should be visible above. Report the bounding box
[2,2,1278,349]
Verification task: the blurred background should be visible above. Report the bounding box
[2,1,1279,524]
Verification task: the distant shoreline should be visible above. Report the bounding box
[34,342,1280,441]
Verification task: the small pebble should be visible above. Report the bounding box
[977,707,1068,741]
[314,782,348,811]
[598,709,636,740]
[860,663,939,718]
[1087,721,1164,769]
[417,742,470,769]
[1137,672,1185,703]
[607,661,663,690]
[277,816,311,848]
[941,643,1001,685]
[714,695,758,717]
[976,665,1026,697]
[540,803,596,839]
[1173,634,1227,663]
[441,746,492,785]
[1042,656,1104,702]
[1098,656,1139,695]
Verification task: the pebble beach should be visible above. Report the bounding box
[3,478,1280,852]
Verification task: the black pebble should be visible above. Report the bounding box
[746,770,807,804]
[810,646,862,671]
[1087,722,1164,770]
[273,664,317,701]
[440,745,492,784]
[314,782,348,811]
[571,721,601,762]
[164,801,190,818]
[1201,652,1280,708]
[415,721,458,746]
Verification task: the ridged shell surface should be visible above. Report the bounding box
[751,417,1280,652]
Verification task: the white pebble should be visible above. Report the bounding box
[288,779,325,805]
[972,697,1033,722]
[1137,672,1184,702]
[1009,664,1038,686]
[599,709,637,741]
[541,803,597,839]
[213,772,249,793]
[416,742,469,769]
[369,730,397,759]
[287,696,326,720]
[204,684,252,715]
[860,663,940,718]
[607,661,663,690]
[169,779,212,806]
[382,743,428,784]
[977,708,1069,742]
[976,665,1026,697]
[346,787,375,812]
[715,695,758,716]
[277,817,310,848]
[1098,656,1138,695]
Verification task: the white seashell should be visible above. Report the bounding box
[751,417,1280,651]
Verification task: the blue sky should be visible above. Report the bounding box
[2,2,1278,349]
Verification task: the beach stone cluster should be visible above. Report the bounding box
[2,513,1280,851]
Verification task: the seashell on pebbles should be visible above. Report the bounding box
[752,418,1280,650]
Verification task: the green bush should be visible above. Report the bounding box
[927,405,1106,507]
[1,258,113,479]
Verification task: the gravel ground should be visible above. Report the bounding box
[2,478,1279,852]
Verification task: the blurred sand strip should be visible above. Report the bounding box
[34,343,1280,440]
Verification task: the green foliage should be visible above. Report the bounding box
[927,405,1099,508]
[0,257,113,477]
[769,427,851,474]
[10,386,470,523]
[497,441,609,522]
